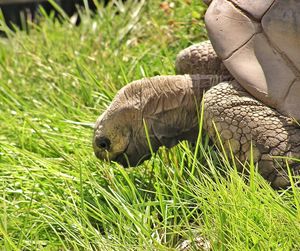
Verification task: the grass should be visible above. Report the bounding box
[0,0,299,250]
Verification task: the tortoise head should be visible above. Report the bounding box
[93,84,154,167]
[94,112,131,167]
[93,110,155,167]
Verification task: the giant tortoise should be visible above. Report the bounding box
[93,0,300,188]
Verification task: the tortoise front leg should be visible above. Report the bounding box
[175,40,300,188]
[175,40,231,77]
[203,80,300,188]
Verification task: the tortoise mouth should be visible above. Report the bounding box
[111,138,153,167]
[113,151,152,168]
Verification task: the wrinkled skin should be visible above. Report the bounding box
[93,40,300,189]
[93,0,300,189]
[94,41,230,168]
[94,74,226,167]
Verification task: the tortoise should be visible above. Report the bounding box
[93,0,300,189]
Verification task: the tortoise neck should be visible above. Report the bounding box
[137,74,221,149]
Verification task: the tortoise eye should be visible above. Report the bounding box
[95,136,111,150]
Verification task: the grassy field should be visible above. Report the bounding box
[0,1,299,250]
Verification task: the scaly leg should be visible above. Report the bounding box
[176,41,300,188]
[203,81,300,188]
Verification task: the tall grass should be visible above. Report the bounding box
[0,1,299,250]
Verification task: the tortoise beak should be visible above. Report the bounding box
[113,150,152,167]
[112,139,153,167]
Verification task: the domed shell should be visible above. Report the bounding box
[205,0,300,120]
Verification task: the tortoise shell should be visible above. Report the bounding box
[205,0,300,120]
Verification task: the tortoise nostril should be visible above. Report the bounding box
[95,136,111,150]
